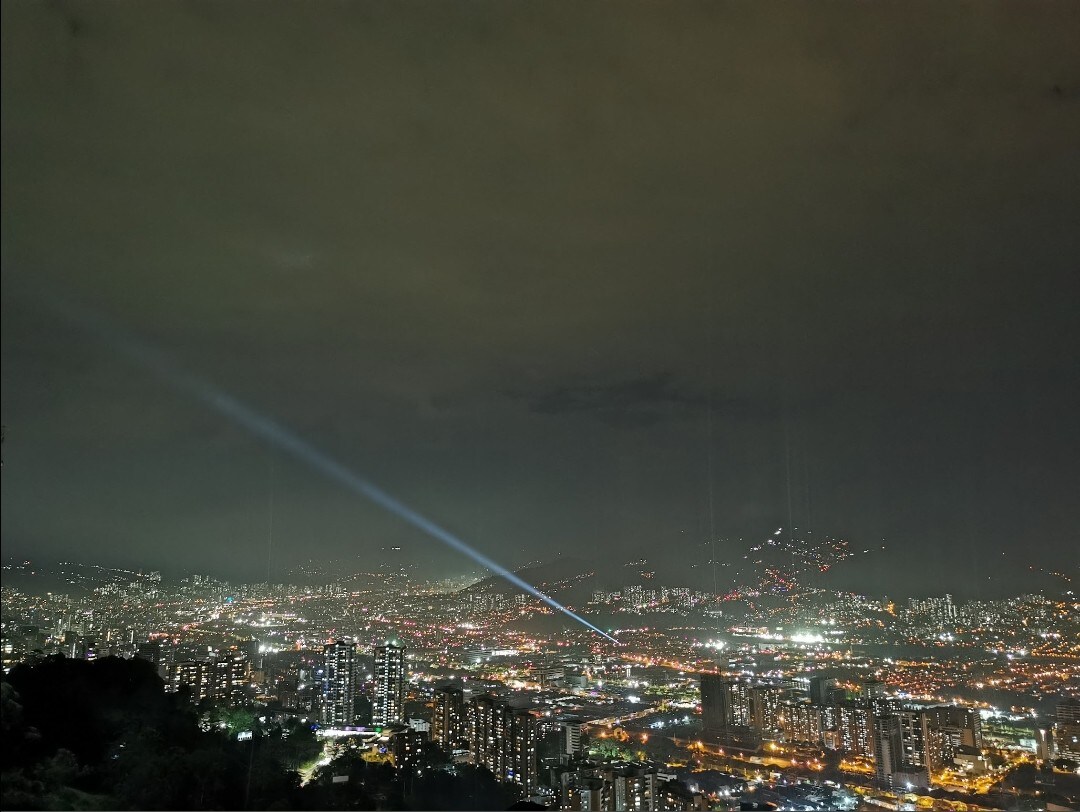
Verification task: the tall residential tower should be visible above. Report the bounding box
[321,639,357,726]
[374,640,406,726]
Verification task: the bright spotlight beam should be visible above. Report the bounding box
[54,300,617,643]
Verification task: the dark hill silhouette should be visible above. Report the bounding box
[460,528,866,605]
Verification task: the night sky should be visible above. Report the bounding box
[2,2,1078,597]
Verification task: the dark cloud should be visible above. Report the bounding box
[517,373,700,427]
[514,373,786,429]
[2,1,1078,595]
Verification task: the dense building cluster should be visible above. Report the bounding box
[698,672,992,790]
[2,558,1078,810]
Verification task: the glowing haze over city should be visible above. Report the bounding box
[1,2,1078,811]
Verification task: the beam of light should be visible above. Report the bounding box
[50,299,618,643]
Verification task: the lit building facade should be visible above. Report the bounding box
[321,639,357,726]
[700,674,755,744]
[1055,699,1080,760]
[168,655,248,705]
[874,714,903,787]
[432,684,465,751]
[779,701,824,745]
[466,694,537,797]
[373,640,405,726]
[556,761,696,811]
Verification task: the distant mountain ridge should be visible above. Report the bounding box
[459,553,672,606]
[459,528,872,605]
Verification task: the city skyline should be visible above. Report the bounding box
[2,551,1077,809]
[2,2,1079,809]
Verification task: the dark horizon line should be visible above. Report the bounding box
[3,551,1074,604]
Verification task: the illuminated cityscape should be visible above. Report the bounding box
[3,1,1078,810]
[2,550,1077,809]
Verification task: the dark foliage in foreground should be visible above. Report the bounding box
[0,656,517,810]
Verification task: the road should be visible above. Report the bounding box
[581,705,663,729]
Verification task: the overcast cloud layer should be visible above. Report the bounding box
[3,1,1079,595]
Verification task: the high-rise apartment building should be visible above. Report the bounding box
[862,679,891,715]
[321,639,357,726]
[465,694,537,797]
[134,642,162,667]
[778,698,873,760]
[749,685,786,737]
[170,659,208,702]
[555,761,695,811]
[897,709,944,772]
[874,714,903,787]
[1059,699,1080,725]
[779,701,824,745]
[211,656,248,705]
[700,674,755,743]
[924,705,982,752]
[1055,699,1080,760]
[168,655,249,705]
[374,640,406,726]
[873,711,936,789]
[432,684,465,751]
[835,702,874,758]
[808,676,839,706]
[506,706,536,792]
[907,594,957,622]
[563,718,584,763]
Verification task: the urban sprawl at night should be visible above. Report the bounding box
[2,543,1077,810]
[3,1,1078,809]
